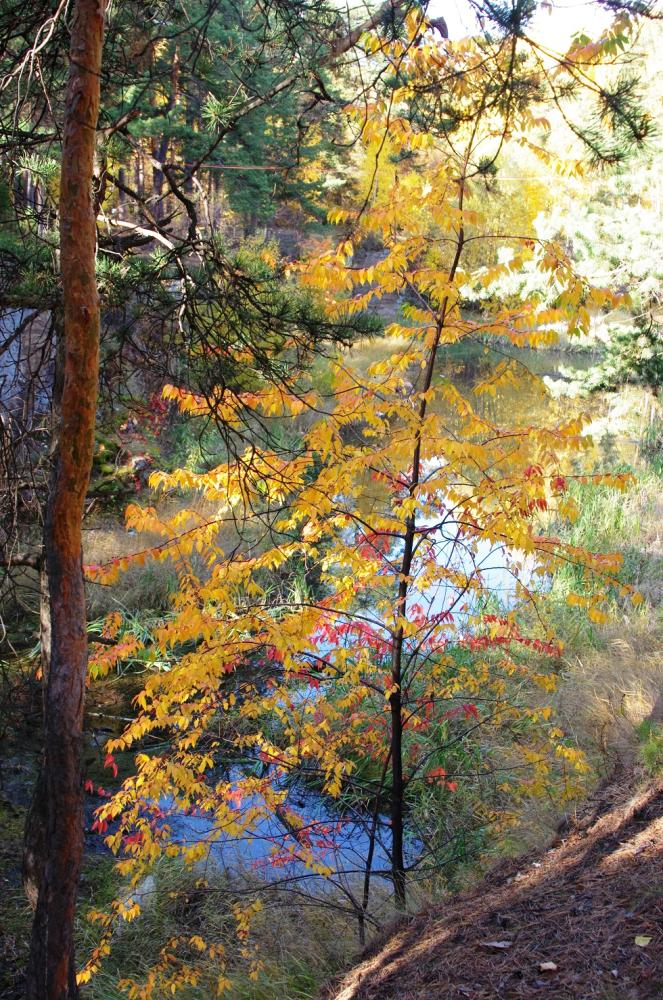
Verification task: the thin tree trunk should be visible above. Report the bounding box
[389,324,442,911]
[23,319,64,913]
[388,195,466,911]
[25,2,105,997]
[152,47,180,217]
[359,749,392,943]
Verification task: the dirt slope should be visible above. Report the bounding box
[327,773,663,1000]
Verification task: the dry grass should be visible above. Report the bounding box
[556,617,663,762]
[80,863,362,1000]
[502,616,663,858]
[83,495,246,617]
[84,516,177,617]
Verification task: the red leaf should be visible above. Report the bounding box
[104,753,118,779]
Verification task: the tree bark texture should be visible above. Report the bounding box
[25,2,105,997]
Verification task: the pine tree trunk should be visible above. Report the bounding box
[25,1,105,996]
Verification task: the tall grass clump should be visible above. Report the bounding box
[544,463,663,770]
[636,719,663,775]
[549,465,663,614]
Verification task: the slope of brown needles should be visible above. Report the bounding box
[326,771,663,1000]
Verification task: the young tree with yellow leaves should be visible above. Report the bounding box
[82,4,649,992]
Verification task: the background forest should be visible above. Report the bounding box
[1,2,662,999]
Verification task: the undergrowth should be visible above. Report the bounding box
[0,798,31,1000]
[78,859,356,1000]
[504,459,663,854]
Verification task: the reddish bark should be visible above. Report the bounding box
[25,2,105,997]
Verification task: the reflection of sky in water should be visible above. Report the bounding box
[0,309,51,413]
[157,525,528,885]
[163,480,533,880]
[162,771,401,889]
[407,508,536,624]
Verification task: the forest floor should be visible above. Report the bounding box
[325,767,663,1000]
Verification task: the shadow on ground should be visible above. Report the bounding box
[326,771,663,1000]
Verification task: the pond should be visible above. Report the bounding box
[341,336,637,623]
[163,769,397,890]
[350,335,636,466]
